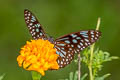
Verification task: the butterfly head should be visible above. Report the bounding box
[48,36,54,44]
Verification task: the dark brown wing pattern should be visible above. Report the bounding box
[54,30,101,68]
[24,9,47,40]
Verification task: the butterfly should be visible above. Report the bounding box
[24,9,101,68]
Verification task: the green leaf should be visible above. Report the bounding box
[73,71,78,80]
[95,74,111,80]
[0,74,5,80]
[82,47,119,79]
[81,73,88,80]
[69,72,73,80]
[59,71,78,80]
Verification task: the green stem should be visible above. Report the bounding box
[78,53,81,80]
[31,71,41,80]
[96,17,101,30]
[89,43,95,80]
[88,18,101,80]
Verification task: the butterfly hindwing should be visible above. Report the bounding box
[54,42,75,68]
[55,30,101,68]
[24,9,47,40]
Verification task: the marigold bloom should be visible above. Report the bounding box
[17,39,59,75]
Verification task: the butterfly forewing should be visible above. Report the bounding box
[55,30,101,68]
[24,9,47,40]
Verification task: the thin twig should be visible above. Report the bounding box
[78,53,81,80]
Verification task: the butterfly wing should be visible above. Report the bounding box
[24,9,47,40]
[54,30,101,68]
[54,41,75,68]
[24,9,101,68]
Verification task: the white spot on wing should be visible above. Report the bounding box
[71,34,77,38]
[65,40,70,44]
[72,39,77,43]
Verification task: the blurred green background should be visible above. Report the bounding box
[0,0,120,80]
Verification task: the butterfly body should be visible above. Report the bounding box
[24,9,101,68]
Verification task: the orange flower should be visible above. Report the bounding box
[17,39,59,75]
